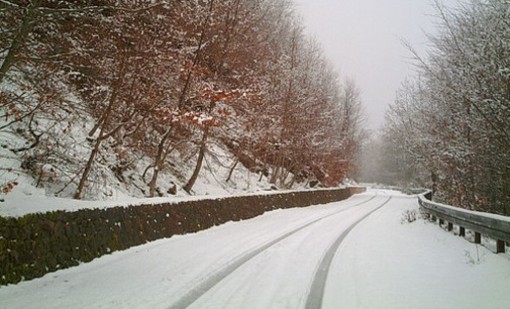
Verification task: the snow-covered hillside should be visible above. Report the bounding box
[0,108,280,208]
[1,0,364,213]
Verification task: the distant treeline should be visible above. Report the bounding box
[375,0,510,215]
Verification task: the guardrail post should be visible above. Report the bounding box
[418,192,510,256]
[474,232,481,244]
[496,240,505,254]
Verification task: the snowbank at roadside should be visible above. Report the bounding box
[0,182,351,218]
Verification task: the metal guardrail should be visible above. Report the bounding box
[418,192,510,254]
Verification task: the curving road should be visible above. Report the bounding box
[0,190,455,309]
[171,192,391,309]
[4,188,508,309]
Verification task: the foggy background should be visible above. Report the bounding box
[293,0,459,130]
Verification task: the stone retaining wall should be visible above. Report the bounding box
[0,187,365,285]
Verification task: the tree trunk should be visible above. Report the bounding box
[184,126,209,193]
[73,86,119,199]
[225,158,239,182]
[280,168,293,188]
[258,169,264,182]
[148,165,161,197]
[147,0,214,195]
[178,0,215,109]
[431,171,437,199]
[148,127,173,197]
[0,1,40,84]
[286,174,296,188]
[73,127,105,199]
[270,166,280,184]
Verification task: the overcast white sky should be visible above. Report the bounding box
[292,0,458,130]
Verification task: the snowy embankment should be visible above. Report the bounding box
[0,185,346,218]
[0,189,509,309]
[0,99,282,210]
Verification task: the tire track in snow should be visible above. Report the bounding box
[168,193,378,309]
[304,195,393,309]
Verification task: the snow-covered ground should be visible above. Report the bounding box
[323,194,510,308]
[0,185,345,218]
[0,189,509,308]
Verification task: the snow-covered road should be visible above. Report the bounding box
[1,190,509,309]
